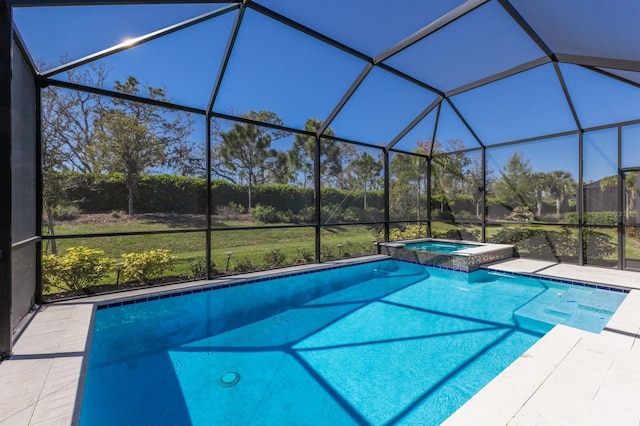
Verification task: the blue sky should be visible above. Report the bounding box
[12,2,640,181]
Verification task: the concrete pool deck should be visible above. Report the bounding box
[2,256,640,425]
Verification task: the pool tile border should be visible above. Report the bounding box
[386,258,629,293]
[97,258,391,310]
[98,257,629,312]
[479,268,630,293]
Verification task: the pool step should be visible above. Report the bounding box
[513,289,573,333]
[578,291,626,314]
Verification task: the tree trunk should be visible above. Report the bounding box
[555,197,562,217]
[363,182,368,210]
[248,174,253,210]
[127,182,135,216]
[416,181,421,222]
[45,205,58,255]
[536,191,543,219]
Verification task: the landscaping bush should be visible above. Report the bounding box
[321,245,338,261]
[263,248,286,267]
[294,248,314,264]
[190,258,216,279]
[120,249,176,285]
[50,204,81,221]
[254,184,314,214]
[234,257,255,272]
[432,228,481,241]
[564,211,619,226]
[583,228,617,261]
[42,246,114,293]
[292,206,316,224]
[137,174,206,214]
[388,225,429,241]
[341,240,375,257]
[250,204,289,223]
[488,226,615,262]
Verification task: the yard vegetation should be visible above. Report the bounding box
[40,67,635,299]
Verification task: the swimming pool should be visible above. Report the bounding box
[79,259,626,425]
[404,241,480,253]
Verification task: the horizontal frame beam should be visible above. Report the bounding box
[556,54,640,73]
[374,0,488,64]
[42,4,239,78]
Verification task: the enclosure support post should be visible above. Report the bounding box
[35,83,43,303]
[314,134,322,262]
[577,131,584,265]
[426,158,432,238]
[481,146,487,242]
[205,116,212,279]
[0,0,13,358]
[383,148,390,243]
[618,126,624,269]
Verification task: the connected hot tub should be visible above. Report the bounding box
[378,238,514,272]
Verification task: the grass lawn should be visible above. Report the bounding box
[43,214,631,298]
[43,214,380,297]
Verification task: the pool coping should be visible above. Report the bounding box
[2,256,640,425]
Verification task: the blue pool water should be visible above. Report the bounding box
[404,241,480,253]
[79,260,627,425]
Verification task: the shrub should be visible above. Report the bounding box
[563,211,619,226]
[508,206,534,222]
[488,227,567,259]
[263,248,286,267]
[294,248,314,264]
[51,204,81,221]
[432,228,481,241]
[42,246,114,293]
[321,245,337,261]
[489,226,615,262]
[191,258,216,279]
[341,240,375,257]
[215,203,244,221]
[388,225,429,241]
[234,257,255,272]
[250,204,288,224]
[292,206,315,224]
[583,229,616,261]
[452,211,478,221]
[120,249,176,285]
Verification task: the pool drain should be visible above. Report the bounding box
[219,372,241,387]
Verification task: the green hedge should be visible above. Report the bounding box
[49,172,383,216]
[61,172,207,214]
[488,226,616,262]
[563,211,619,226]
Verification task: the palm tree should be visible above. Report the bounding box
[531,172,551,220]
[548,170,576,218]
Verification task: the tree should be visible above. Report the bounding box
[216,111,289,209]
[92,76,194,215]
[346,151,383,209]
[266,151,296,185]
[432,140,472,214]
[547,170,576,217]
[463,154,487,219]
[41,63,108,174]
[390,152,427,221]
[531,172,551,219]
[289,118,341,187]
[41,64,109,252]
[601,172,638,220]
[492,151,534,209]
